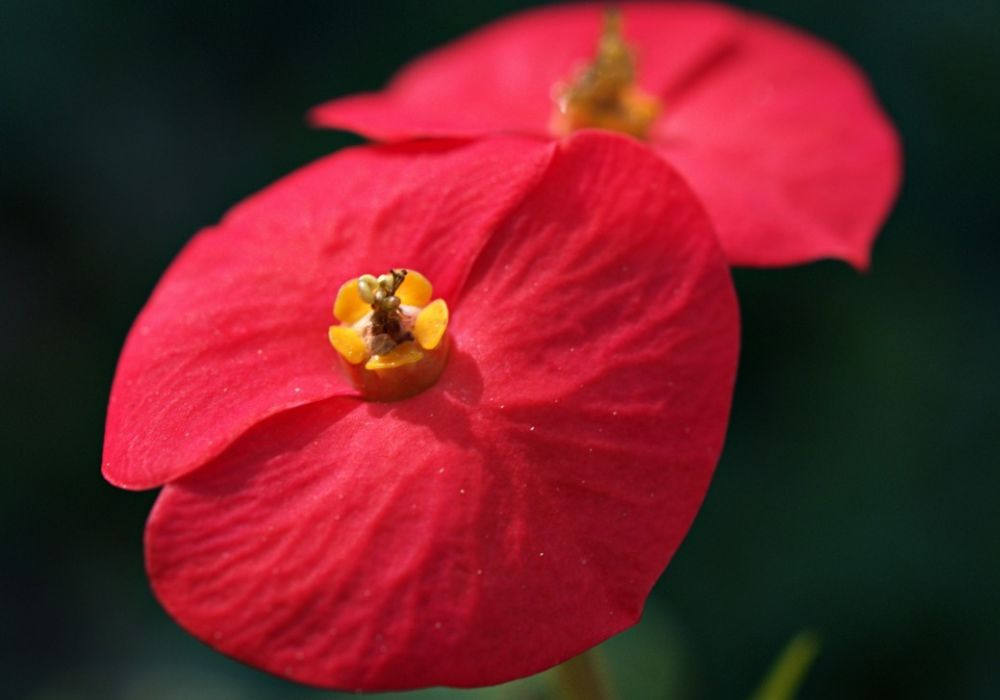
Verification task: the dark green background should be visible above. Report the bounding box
[2,1,997,698]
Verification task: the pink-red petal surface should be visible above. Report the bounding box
[311,3,736,141]
[102,138,552,490]
[146,132,739,690]
[311,2,901,269]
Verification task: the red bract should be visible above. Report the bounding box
[103,132,739,689]
[311,2,902,270]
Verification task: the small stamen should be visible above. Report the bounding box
[364,268,414,350]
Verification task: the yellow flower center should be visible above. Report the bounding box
[551,9,661,140]
[329,268,450,401]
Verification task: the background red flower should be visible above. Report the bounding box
[312,2,902,270]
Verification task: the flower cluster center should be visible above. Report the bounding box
[551,10,660,140]
[329,268,450,401]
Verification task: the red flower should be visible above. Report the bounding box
[311,2,902,270]
[103,132,739,689]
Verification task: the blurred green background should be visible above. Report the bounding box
[2,1,997,698]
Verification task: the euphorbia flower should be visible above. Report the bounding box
[311,2,902,269]
[103,132,739,689]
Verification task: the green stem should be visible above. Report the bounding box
[551,649,616,700]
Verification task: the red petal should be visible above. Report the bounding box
[146,132,739,689]
[310,3,901,269]
[653,11,901,268]
[102,138,552,490]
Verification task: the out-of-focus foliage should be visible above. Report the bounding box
[1,1,997,698]
[751,631,821,700]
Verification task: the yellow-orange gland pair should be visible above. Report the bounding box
[329,269,449,401]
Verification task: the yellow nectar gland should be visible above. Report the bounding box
[329,268,450,401]
[551,9,661,140]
